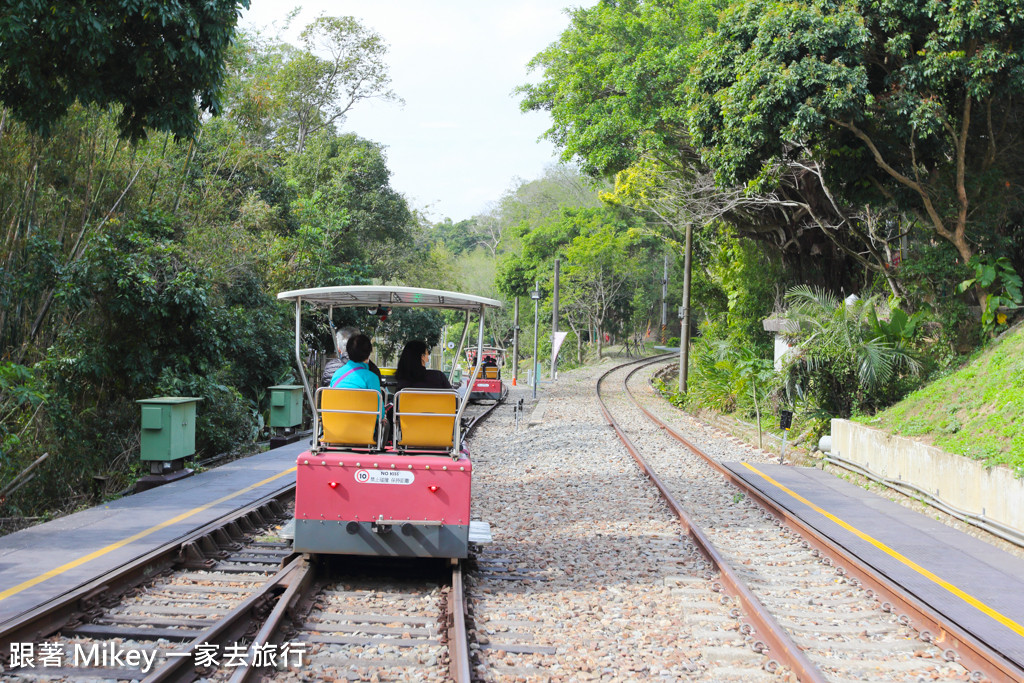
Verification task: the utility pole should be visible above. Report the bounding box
[679,223,693,394]
[531,281,540,399]
[550,258,560,381]
[512,296,520,386]
[661,254,668,343]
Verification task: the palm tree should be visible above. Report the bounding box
[782,285,923,414]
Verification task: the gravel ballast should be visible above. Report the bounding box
[466,357,971,682]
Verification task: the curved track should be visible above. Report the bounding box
[597,356,823,682]
[598,355,985,681]
[635,359,1022,682]
[466,366,784,680]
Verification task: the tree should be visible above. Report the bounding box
[685,0,1024,293]
[520,0,889,296]
[430,218,486,255]
[378,219,463,293]
[518,0,720,176]
[0,0,250,141]
[0,25,419,517]
[491,167,606,231]
[428,167,606,265]
[606,154,907,297]
[279,131,412,288]
[556,210,648,358]
[275,16,401,153]
[495,253,538,298]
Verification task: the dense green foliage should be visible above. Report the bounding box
[6,0,1024,520]
[685,0,1024,270]
[519,0,723,176]
[495,204,670,361]
[444,167,618,367]
[0,11,634,521]
[523,0,1024,444]
[0,15,446,520]
[521,0,890,294]
[781,286,926,416]
[0,0,250,141]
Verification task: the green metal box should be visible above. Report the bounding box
[269,385,304,428]
[137,397,201,461]
[445,367,463,385]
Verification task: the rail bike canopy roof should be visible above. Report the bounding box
[277,285,502,311]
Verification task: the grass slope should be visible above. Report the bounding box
[859,324,1024,472]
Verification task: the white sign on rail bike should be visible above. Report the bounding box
[354,469,414,485]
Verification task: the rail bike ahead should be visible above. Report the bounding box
[464,345,506,402]
[277,286,502,560]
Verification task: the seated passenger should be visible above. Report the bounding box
[395,340,452,391]
[330,334,382,392]
[322,326,381,387]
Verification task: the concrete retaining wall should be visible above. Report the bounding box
[831,419,1024,533]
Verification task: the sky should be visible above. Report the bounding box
[239,1,594,223]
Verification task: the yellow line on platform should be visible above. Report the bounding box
[740,462,1024,638]
[0,467,296,603]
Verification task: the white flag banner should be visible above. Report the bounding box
[552,331,569,366]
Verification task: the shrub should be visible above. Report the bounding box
[780,286,926,416]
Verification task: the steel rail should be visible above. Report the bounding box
[442,387,500,683]
[225,557,317,683]
[142,556,309,683]
[149,543,472,682]
[447,385,500,682]
[628,358,1024,683]
[0,486,294,653]
[461,383,507,436]
[448,562,472,683]
[596,355,827,683]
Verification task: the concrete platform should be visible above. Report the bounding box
[724,462,1024,671]
[0,441,306,629]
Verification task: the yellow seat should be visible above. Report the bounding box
[470,364,499,380]
[316,388,383,450]
[394,389,458,452]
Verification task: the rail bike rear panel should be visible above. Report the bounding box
[465,346,505,402]
[293,450,473,558]
[466,376,503,401]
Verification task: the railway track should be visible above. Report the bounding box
[6,368,1002,682]
[282,558,464,681]
[2,516,469,682]
[466,375,781,680]
[598,355,979,682]
[2,504,302,682]
[1,396,502,682]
